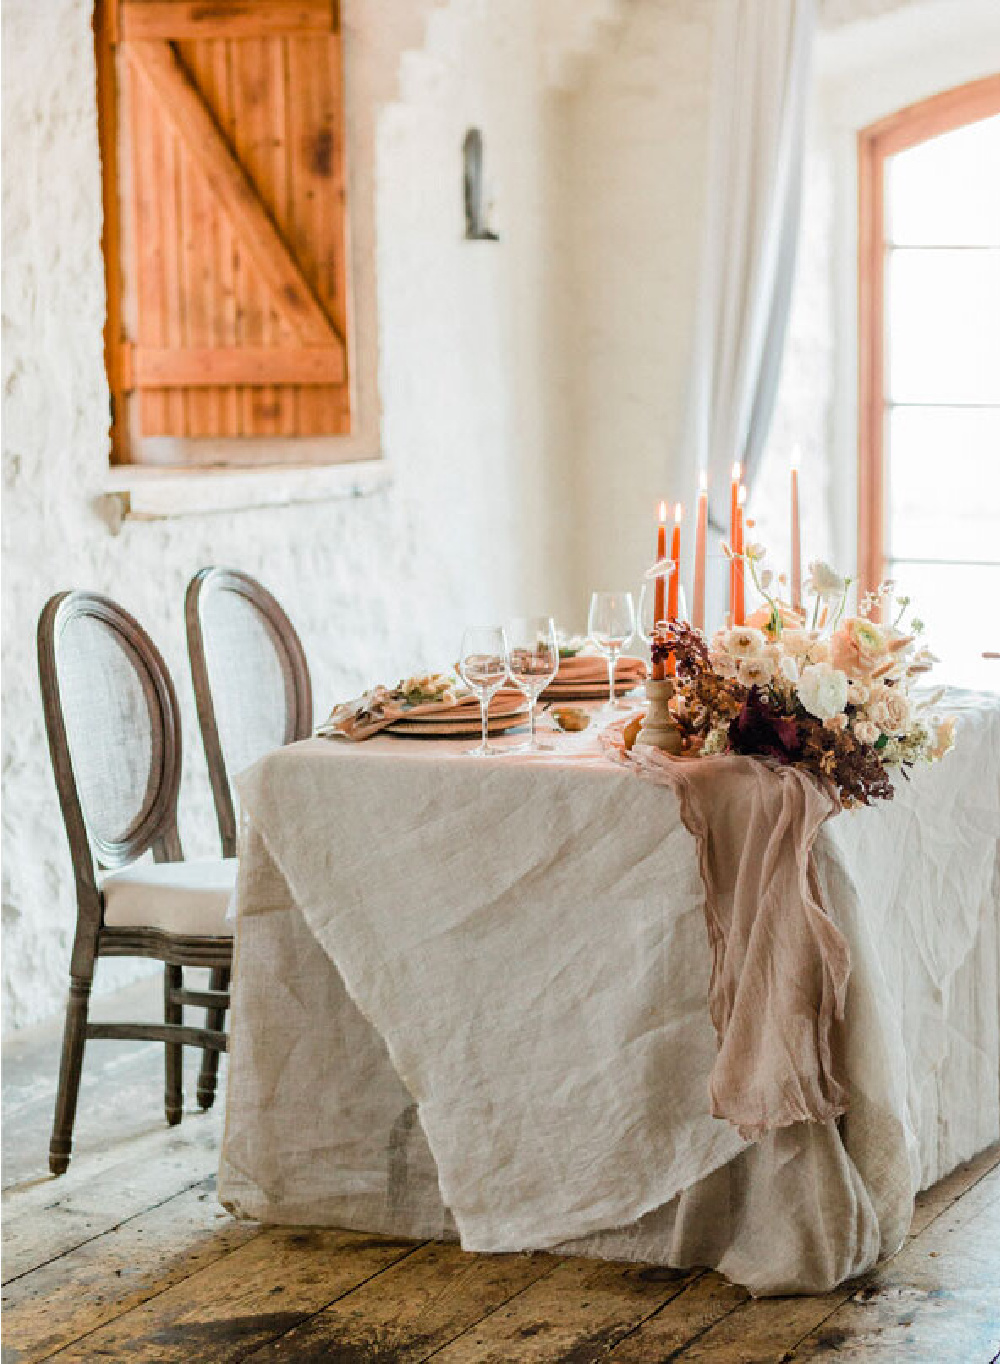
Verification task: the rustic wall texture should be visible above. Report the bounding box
[3,0,996,1029]
[0,0,593,1029]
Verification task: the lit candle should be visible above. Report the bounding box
[693,469,708,631]
[729,461,741,627]
[791,446,802,615]
[734,485,747,626]
[667,503,682,675]
[652,500,668,681]
[668,502,682,620]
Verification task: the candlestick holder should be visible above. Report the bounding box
[635,677,683,754]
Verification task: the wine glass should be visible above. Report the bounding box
[637,578,688,645]
[458,626,509,756]
[587,591,636,711]
[505,616,559,752]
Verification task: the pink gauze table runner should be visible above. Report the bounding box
[604,732,849,1139]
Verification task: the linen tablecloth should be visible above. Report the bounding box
[219,690,1000,1295]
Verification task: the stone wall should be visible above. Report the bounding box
[0,0,568,1028]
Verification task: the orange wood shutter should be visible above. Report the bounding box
[96,0,351,459]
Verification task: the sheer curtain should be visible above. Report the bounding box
[682,0,816,538]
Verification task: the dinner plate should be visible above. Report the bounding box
[395,692,527,725]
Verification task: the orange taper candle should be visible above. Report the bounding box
[729,461,741,626]
[693,469,707,631]
[791,446,802,613]
[734,485,747,626]
[667,503,682,675]
[652,500,667,680]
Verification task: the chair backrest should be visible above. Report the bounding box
[185,568,312,857]
[37,593,184,901]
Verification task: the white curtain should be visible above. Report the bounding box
[683,0,817,537]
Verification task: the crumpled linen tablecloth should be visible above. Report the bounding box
[219,690,1000,1295]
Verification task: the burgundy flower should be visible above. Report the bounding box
[728,688,801,764]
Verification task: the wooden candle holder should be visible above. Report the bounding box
[635,678,683,754]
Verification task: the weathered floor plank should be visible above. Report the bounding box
[427,1257,703,1363]
[243,1241,561,1362]
[1,1114,222,1283]
[42,1228,422,1363]
[1,1178,258,1364]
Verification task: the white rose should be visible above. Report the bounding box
[797,662,849,721]
[722,626,767,659]
[804,561,846,600]
[737,654,777,687]
[853,719,879,745]
[868,687,912,736]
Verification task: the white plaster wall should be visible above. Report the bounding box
[552,0,718,625]
[1,0,566,1029]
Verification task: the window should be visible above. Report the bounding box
[95,0,352,467]
[858,76,1000,688]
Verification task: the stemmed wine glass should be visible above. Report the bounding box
[587,591,636,711]
[505,616,559,752]
[458,626,509,756]
[637,578,688,647]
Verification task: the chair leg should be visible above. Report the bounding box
[49,977,92,1176]
[196,965,230,1111]
[164,964,184,1125]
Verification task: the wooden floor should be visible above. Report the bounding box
[3,977,1000,1363]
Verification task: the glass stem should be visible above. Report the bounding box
[529,695,537,748]
[480,691,489,753]
[607,651,617,707]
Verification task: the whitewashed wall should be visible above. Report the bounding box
[0,0,569,1029]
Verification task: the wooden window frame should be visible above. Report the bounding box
[94,0,352,467]
[857,73,1000,598]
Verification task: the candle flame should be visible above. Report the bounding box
[674,501,683,524]
[791,444,802,471]
[658,499,667,523]
[737,485,747,507]
[699,468,708,493]
[732,461,741,481]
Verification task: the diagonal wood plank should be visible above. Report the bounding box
[42,1229,423,1363]
[1,1179,257,1364]
[126,39,343,350]
[242,1241,560,1362]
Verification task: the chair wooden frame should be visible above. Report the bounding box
[185,568,313,859]
[38,591,232,1175]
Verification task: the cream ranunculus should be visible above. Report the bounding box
[830,616,889,679]
[737,654,778,688]
[853,718,879,745]
[709,650,740,680]
[721,625,767,659]
[797,662,849,721]
[781,627,816,658]
[804,561,846,599]
[867,686,913,736]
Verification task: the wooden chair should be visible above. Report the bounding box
[38,592,235,1176]
[185,568,313,859]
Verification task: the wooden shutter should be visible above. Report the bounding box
[95,0,351,462]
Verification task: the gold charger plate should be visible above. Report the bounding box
[387,711,528,738]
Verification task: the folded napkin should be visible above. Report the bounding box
[548,655,648,686]
[318,677,524,741]
[603,725,849,1140]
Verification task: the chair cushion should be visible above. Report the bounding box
[101,858,237,938]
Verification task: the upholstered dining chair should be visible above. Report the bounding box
[38,591,236,1176]
[184,568,313,860]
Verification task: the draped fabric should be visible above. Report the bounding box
[683,0,816,534]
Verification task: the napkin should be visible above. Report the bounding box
[319,682,523,741]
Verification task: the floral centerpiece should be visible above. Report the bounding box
[650,552,956,806]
